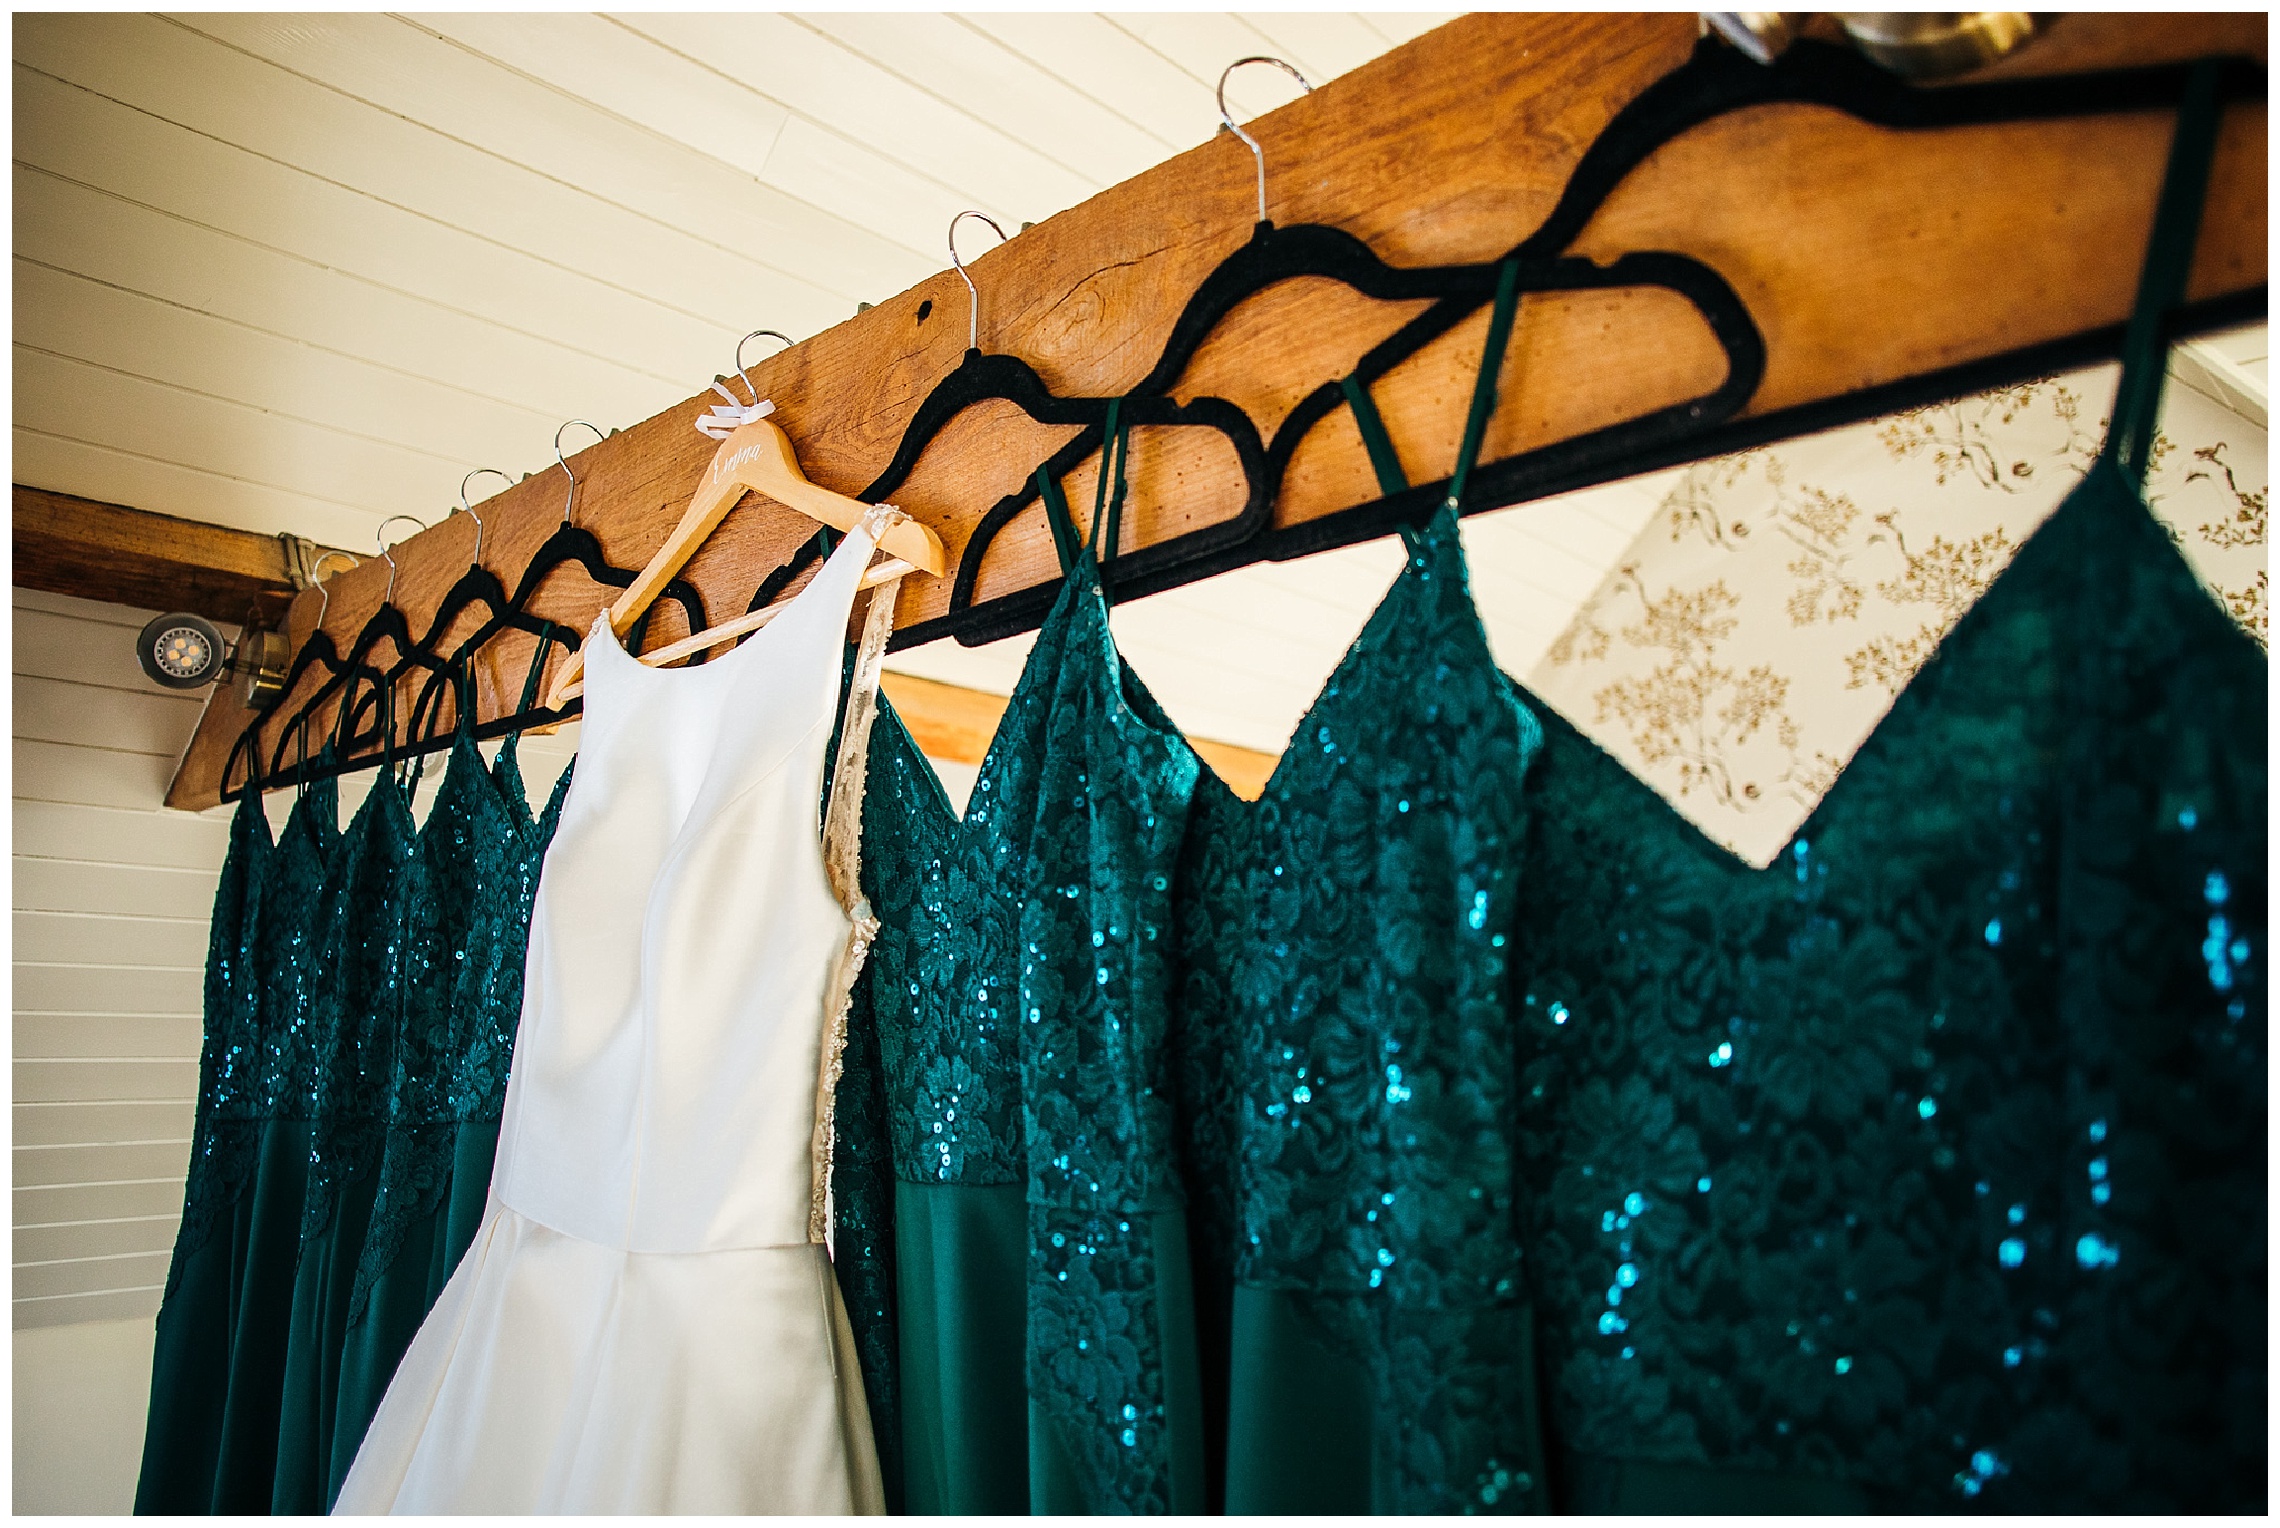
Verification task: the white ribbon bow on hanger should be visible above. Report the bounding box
[694,379,776,440]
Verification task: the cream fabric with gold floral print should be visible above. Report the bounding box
[1523,355,2267,868]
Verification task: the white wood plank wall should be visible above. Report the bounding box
[15,590,218,1330]
[11,588,578,1331]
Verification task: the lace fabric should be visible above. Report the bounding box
[1511,453,2265,1510]
[811,522,907,1245]
[164,793,272,1298]
[1014,556,1204,1514]
[858,666,1033,1191]
[845,420,1211,1511]
[297,777,421,1248]
[1172,505,1550,1513]
[347,727,556,1327]
[1511,65,2264,1513]
[253,777,343,1124]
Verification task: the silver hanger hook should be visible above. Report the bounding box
[1217,56,1313,224]
[553,420,606,526]
[456,468,514,568]
[308,548,359,629]
[374,513,427,605]
[729,329,793,407]
[948,210,1008,352]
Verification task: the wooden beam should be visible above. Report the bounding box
[166,13,2267,810]
[879,671,1279,801]
[12,485,355,627]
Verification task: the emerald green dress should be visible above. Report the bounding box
[325,721,569,1504]
[270,767,420,1513]
[205,775,340,1513]
[1511,65,2263,1512]
[1172,257,1553,1514]
[850,408,1211,1514]
[134,791,271,1513]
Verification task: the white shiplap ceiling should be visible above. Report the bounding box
[12,11,1445,550]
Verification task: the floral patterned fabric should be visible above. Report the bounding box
[1531,356,2269,870]
[348,731,558,1329]
[1014,551,1205,1515]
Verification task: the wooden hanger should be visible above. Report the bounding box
[544,339,945,710]
[548,554,912,706]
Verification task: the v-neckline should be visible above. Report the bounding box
[886,506,1522,835]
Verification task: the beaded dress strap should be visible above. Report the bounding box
[809,501,911,1245]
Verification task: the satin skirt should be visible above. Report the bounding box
[333,1200,884,1514]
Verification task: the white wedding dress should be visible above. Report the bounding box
[335,512,905,1514]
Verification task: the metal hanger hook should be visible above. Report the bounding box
[948,210,1008,351]
[730,329,793,407]
[456,468,514,568]
[1217,56,1313,224]
[553,419,607,526]
[374,513,427,605]
[307,548,359,629]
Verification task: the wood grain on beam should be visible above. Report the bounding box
[167,13,2267,810]
[12,485,351,627]
[879,671,1279,801]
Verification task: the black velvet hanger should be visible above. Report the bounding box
[232,519,709,800]
[887,36,2265,650]
[241,36,2264,793]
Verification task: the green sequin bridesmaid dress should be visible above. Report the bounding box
[325,694,570,1505]
[204,774,339,1513]
[270,765,420,1513]
[1013,427,1212,1516]
[852,691,1030,1514]
[851,409,1211,1514]
[1173,258,1553,1514]
[1510,65,2264,1513]
[134,791,270,1513]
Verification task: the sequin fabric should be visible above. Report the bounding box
[453,764,573,1125]
[347,732,562,1326]
[1511,454,2266,1510]
[847,471,1206,1510]
[298,776,419,1245]
[1015,556,1202,1514]
[858,667,1031,1191]
[163,793,272,1301]
[1173,505,1550,1513]
[244,779,343,1131]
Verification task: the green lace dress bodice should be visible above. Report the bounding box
[845,419,1212,1515]
[325,731,569,1504]
[1012,544,1208,1516]
[203,776,339,1513]
[1512,70,2261,1511]
[1173,505,1551,1515]
[849,657,1045,1514]
[1510,439,2266,1514]
[272,772,420,1513]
